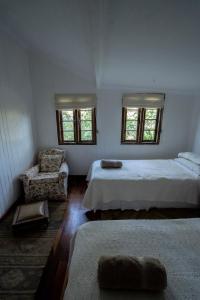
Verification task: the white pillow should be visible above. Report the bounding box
[176,158,200,175]
[178,152,200,165]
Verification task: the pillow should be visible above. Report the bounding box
[176,158,200,175]
[178,152,200,165]
[98,255,167,291]
[101,160,123,169]
[17,201,45,222]
[40,154,62,172]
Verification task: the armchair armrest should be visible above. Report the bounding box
[20,164,40,182]
[19,165,39,201]
[59,162,69,179]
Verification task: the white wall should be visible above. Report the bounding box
[191,96,200,154]
[30,52,196,175]
[0,30,37,218]
[97,89,194,159]
[29,51,96,175]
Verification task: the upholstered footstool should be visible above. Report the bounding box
[12,200,49,230]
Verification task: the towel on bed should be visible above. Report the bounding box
[101,160,123,169]
[98,255,167,291]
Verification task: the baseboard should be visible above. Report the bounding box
[68,175,87,178]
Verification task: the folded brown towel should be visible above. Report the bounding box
[101,160,123,169]
[98,255,167,291]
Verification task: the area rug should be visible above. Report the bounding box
[86,207,200,221]
[0,201,67,300]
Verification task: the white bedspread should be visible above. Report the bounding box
[64,219,200,300]
[83,159,200,210]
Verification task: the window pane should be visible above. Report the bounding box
[62,110,74,121]
[81,120,92,130]
[144,120,156,130]
[143,130,155,141]
[126,120,137,131]
[126,131,137,140]
[127,108,138,120]
[121,107,162,144]
[63,121,74,131]
[64,131,74,141]
[81,130,92,141]
[80,109,92,120]
[145,109,157,119]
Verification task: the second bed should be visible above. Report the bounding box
[64,218,200,300]
[83,158,200,211]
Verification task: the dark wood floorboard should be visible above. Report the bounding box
[35,176,88,300]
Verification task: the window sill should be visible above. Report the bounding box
[121,141,160,145]
[58,142,97,145]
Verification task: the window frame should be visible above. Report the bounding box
[121,107,163,145]
[56,108,97,145]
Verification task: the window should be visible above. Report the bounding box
[55,94,97,145]
[121,93,164,144]
[56,108,96,145]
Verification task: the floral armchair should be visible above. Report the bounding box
[20,148,68,202]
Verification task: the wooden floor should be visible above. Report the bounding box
[36,176,88,300]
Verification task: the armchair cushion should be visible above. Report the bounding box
[30,172,59,184]
[40,154,62,172]
[12,201,49,229]
[39,148,65,163]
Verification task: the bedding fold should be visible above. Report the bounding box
[178,152,200,165]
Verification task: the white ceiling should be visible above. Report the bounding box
[0,0,200,91]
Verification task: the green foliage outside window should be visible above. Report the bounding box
[59,108,95,144]
[122,107,161,144]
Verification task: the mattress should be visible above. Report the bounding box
[83,159,200,210]
[64,218,200,300]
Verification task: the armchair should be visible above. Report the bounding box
[20,149,68,202]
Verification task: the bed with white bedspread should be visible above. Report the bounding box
[83,156,200,210]
[64,218,200,300]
